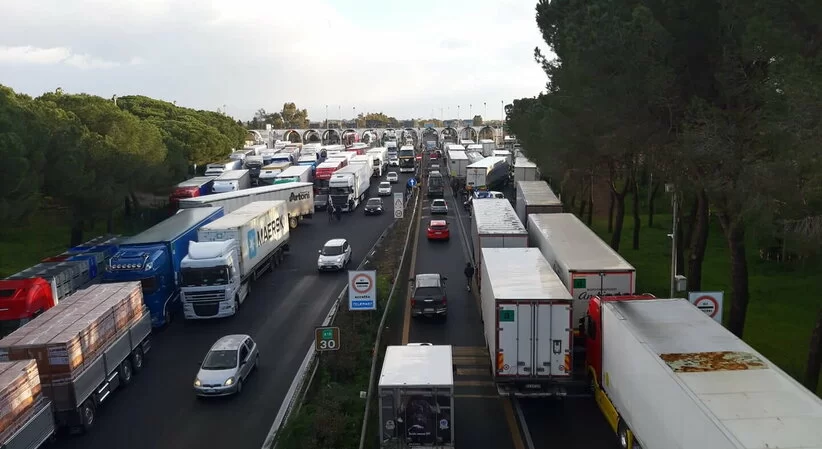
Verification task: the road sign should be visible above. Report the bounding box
[406,178,417,188]
[314,326,340,352]
[688,291,724,324]
[348,270,377,311]
[393,192,404,219]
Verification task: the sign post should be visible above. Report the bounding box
[314,326,340,352]
[393,192,404,219]
[688,291,724,324]
[348,270,377,311]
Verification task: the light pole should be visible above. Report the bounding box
[484,102,487,120]
[666,183,678,297]
[469,104,472,123]
[338,105,341,128]
[353,107,356,128]
[325,105,328,128]
[457,105,460,122]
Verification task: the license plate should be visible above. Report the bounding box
[424,308,434,313]
[435,232,442,235]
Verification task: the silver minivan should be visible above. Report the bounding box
[194,334,259,397]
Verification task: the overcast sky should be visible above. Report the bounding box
[0,0,551,122]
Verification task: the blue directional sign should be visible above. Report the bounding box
[407,178,417,188]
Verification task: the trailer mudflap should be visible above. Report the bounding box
[1,399,54,449]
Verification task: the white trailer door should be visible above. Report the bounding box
[515,304,534,376]
[497,304,520,376]
[535,303,572,377]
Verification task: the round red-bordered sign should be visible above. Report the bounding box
[694,295,719,317]
[351,273,374,294]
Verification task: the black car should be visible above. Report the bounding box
[364,197,384,215]
[409,273,448,319]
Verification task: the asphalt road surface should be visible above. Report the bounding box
[55,170,413,449]
[405,179,519,449]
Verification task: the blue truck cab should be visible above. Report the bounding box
[102,208,224,327]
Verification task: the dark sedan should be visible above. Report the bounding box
[364,197,384,215]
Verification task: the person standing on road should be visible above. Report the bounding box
[464,262,475,291]
[348,198,354,212]
[335,205,342,221]
[327,204,334,223]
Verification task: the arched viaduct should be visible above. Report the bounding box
[261,126,501,146]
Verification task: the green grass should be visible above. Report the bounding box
[0,207,160,278]
[590,213,821,395]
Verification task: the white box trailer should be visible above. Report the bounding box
[379,345,454,448]
[349,153,375,173]
[366,147,388,177]
[329,162,371,211]
[274,164,313,184]
[513,157,539,182]
[466,143,484,156]
[479,139,496,157]
[466,156,508,191]
[211,169,251,194]
[527,213,635,331]
[181,201,289,319]
[470,199,528,289]
[480,248,573,396]
[493,150,512,166]
[446,150,469,179]
[178,182,314,229]
[591,296,822,449]
[515,181,562,227]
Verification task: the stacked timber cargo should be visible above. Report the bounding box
[0,282,144,388]
[0,360,42,441]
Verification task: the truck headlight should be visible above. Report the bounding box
[224,377,235,386]
[194,379,201,387]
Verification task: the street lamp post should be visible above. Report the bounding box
[325,105,328,128]
[666,183,678,297]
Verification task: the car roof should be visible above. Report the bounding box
[367,197,382,201]
[415,273,442,287]
[380,181,390,184]
[429,219,447,226]
[211,334,250,351]
[325,238,347,246]
[431,198,446,203]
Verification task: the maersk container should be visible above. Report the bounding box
[515,181,562,227]
[470,199,528,289]
[378,345,454,449]
[196,201,289,279]
[527,213,635,331]
[513,157,539,183]
[178,182,314,229]
[590,296,822,449]
[480,248,573,394]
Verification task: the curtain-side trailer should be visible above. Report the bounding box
[527,213,635,333]
[481,248,573,397]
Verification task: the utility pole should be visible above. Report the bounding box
[325,105,328,128]
[666,184,678,297]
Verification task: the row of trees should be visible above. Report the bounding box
[507,0,821,389]
[250,103,310,129]
[247,106,502,130]
[1,86,247,244]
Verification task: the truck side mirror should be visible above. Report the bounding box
[441,277,448,281]
[318,250,322,254]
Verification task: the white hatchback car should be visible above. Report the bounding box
[378,181,392,196]
[386,172,399,183]
[194,334,259,397]
[317,238,352,271]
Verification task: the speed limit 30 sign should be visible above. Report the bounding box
[314,326,340,352]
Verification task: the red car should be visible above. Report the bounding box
[426,220,450,241]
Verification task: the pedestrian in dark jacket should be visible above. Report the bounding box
[328,204,334,223]
[464,263,475,291]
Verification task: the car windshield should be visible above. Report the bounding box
[432,200,446,207]
[367,199,382,206]
[322,245,344,256]
[201,349,237,370]
[380,182,390,187]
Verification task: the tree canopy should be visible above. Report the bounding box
[0,85,247,242]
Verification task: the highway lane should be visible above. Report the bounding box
[456,180,620,449]
[55,170,413,449]
[404,177,520,449]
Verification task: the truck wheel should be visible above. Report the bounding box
[617,421,632,449]
[131,347,145,373]
[163,308,173,327]
[236,379,243,395]
[289,217,298,229]
[118,359,133,385]
[80,399,96,432]
[234,296,241,312]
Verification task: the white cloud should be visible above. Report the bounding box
[0,0,553,120]
[0,45,142,69]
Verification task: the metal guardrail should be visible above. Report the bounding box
[356,187,421,449]
[262,188,420,449]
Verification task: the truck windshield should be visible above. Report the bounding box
[181,267,229,287]
[201,350,238,370]
[329,186,350,195]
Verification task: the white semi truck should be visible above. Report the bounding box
[470,199,528,290]
[480,248,574,396]
[180,201,289,319]
[446,150,469,179]
[366,147,388,177]
[527,213,635,333]
[378,344,454,449]
[586,294,822,449]
[513,157,539,182]
[466,156,508,191]
[329,162,371,212]
[479,139,496,157]
[178,182,314,229]
[274,164,313,184]
[211,169,251,194]
[349,153,375,175]
[515,181,562,228]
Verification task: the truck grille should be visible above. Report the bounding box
[185,290,226,302]
[193,303,220,317]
